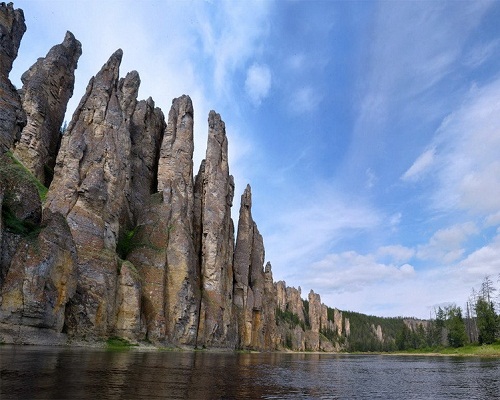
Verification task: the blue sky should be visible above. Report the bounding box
[11,0,500,318]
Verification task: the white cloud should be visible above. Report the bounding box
[263,186,381,281]
[431,78,500,214]
[377,244,415,263]
[417,222,478,263]
[401,148,435,182]
[194,0,271,98]
[306,251,415,293]
[245,63,271,106]
[458,231,500,279]
[463,38,500,68]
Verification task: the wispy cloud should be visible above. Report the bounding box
[417,222,478,264]
[401,148,435,182]
[245,63,271,106]
[430,78,500,214]
[194,0,271,98]
[263,185,382,282]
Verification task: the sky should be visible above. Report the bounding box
[10,0,500,319]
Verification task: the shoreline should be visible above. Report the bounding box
[2,341,499,358]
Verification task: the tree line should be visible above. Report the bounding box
[396,275,499,350]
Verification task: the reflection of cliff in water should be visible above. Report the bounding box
[2,346,500,399]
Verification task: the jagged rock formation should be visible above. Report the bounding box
[233,185,276,349]
[45,50,135,338]
[0,4,378,352]
[13,31,81,186]
[195,111,237,348]
[0,2,26,153]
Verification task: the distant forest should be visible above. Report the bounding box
[340,275,499,352]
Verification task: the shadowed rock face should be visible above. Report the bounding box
[14,31,82,186]
[0,2,26,153]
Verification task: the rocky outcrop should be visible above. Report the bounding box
[129,97,165,220]
[286,286,306,323]
[0,5,364,352]
[307,290,321,350]
[233,185,276,350]
[45,50,139,338]
[195,111,236,348]
[13,31,81,186]
[0,211,77,332]
[128,95,199,345]
[0,2,26,153]
[0,152,41,285]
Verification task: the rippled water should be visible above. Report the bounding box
[1,346,499,399]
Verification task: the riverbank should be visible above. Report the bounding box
[363,343,500,358]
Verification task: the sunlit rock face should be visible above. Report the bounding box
[0,211,77,333]
[14,31,81,186]
[45,50,140,338]
[0,3,356,351]
[195,110,237,348]
[0,2,26,153]
[233,185,277,350]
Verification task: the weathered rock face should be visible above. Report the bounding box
[195,111,236,348]
[128,95,199,345]
[45,50,139,338]
[14,31,81,186]
[306,290,321,350]
[0,153,41,285]
[334,308,343,336]
[286,286,305,323]
[0,210,77,332]
[233,185,274,349]
[0,2,26,153]
[275,281,287,312]
[129,97,165,220]
[114,261,143,341]
[263,262,278,349]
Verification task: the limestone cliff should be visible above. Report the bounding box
[14,31,81,186]
[0,2,26,153]
[195,111,237,348]
[233,185,276,350]
[0,3,367,352]
[45,50,139,338]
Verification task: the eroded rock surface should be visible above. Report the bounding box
[45,50,139,338]
[195,111,236,348]
[0,2,26,153]
[0,210,77,332]
[14,31,82,186]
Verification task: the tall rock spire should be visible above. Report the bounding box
[45,50,140,338]
[233,184,276,350]
[195,110,236,348]
[14,31,82,186]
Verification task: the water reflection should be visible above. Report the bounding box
[1,346,499,399]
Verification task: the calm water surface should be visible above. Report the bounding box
[1,345,499,399]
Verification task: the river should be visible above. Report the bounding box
[1,346,499,399]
